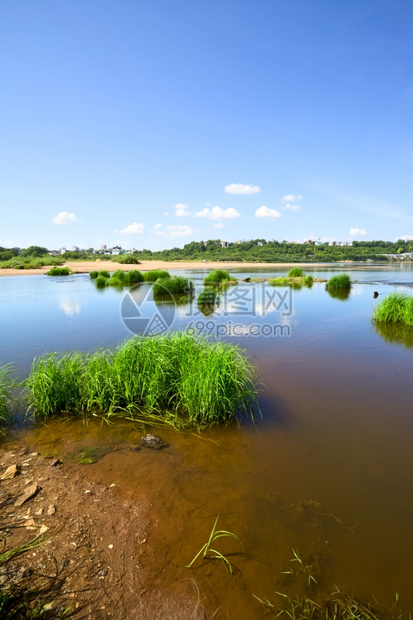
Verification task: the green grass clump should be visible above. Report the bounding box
[0,256,63,270]
[143,270,170,282]
[269,277,290,286]
[288,267,304,277]
[97,270,110,279]
[204,269,231,285]
[304,275,314,286]
[0,365,14,430]
[124,269,144,285]
[153,276,194,296]
[373,292,413,326]
[325,273,351,291]
[95,275,108,288]
[25,333,259,428]
[89,270,98,279]
[108,269,126,287]
[46,266,72,276]
[111,254,141,264]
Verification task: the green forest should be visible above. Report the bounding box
[1,239,412,267]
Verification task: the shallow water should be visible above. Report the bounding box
[1,265,413,617]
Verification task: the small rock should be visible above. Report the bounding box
[39,525,49,535]
[35,508,44,516]
[25,518,36,527]
[1,464,21,480]
[49,458,62,467]
[140,434,166,450]
[108,544,113,549]
[14,484,40,507]
[47,504,56,516]
[29,452,39,457]
[97,568,109,579]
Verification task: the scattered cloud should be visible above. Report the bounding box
[213,223,225,229]
[166,225,200,238]
[349,227,367,237]
[164,211,169,216]
[115,222,145,234]
[282,194,302,202]
[195,206,241,220]
[174,203,191,217]
[283,203,301,211]
[399,235,413,241]
[224,183,260,195]
[255,206,282,220]
[154,223,162,230]
[52,211,82,225]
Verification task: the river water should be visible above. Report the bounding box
[1,263,412,617]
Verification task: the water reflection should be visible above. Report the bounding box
[326,287,351,301]
[59,298,82,316]
[373,320,413,349]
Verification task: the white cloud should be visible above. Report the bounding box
[224,183,260,195]
[154,223,162,230]
[283,203,301,211]
[349,227,367,237]
[255,206,282,220]
[164,211,170,216]
[399,235,413,241]
[195,206,241,220]
[174,203,191,217]
[52,211,82,225]
[213,222,225,229]
[281,194,302,202]
[115,222,145,235]
[166,225,200,238]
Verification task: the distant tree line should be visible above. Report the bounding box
[1,239,413,265]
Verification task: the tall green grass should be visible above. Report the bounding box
[25,333,259,428]
[153,276,194,296]
[373,292,413,326]
[90,270,110,279]
[111,254,141,264]
[143,269,170,282]
[325,273,351,291]
[204,269,232,285]
[0,364,14,429]
[46,266,72,276]
[288,267,303,277]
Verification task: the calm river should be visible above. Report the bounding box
[1,263,413,618]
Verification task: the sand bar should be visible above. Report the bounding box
[0,259,394,277]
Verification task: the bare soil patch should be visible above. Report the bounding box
[0,446,207,619]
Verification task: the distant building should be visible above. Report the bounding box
[71,246,79,252]
[59,247,66,255]
[220,240,228,248]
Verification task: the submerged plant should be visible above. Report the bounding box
[186,515,241,574]
[325,274,351,292]
[373,292,413,326]
[143,269,170,282]
[197,288,220,316]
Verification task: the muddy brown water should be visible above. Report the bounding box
[2,266,413,617]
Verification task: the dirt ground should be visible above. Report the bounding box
[0,445,207,619]
[0,259,334,277]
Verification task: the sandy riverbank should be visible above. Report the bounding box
[0,259,392,277]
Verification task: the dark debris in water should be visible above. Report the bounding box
[140,434,167,450]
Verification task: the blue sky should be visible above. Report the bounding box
[0,0,412,250]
